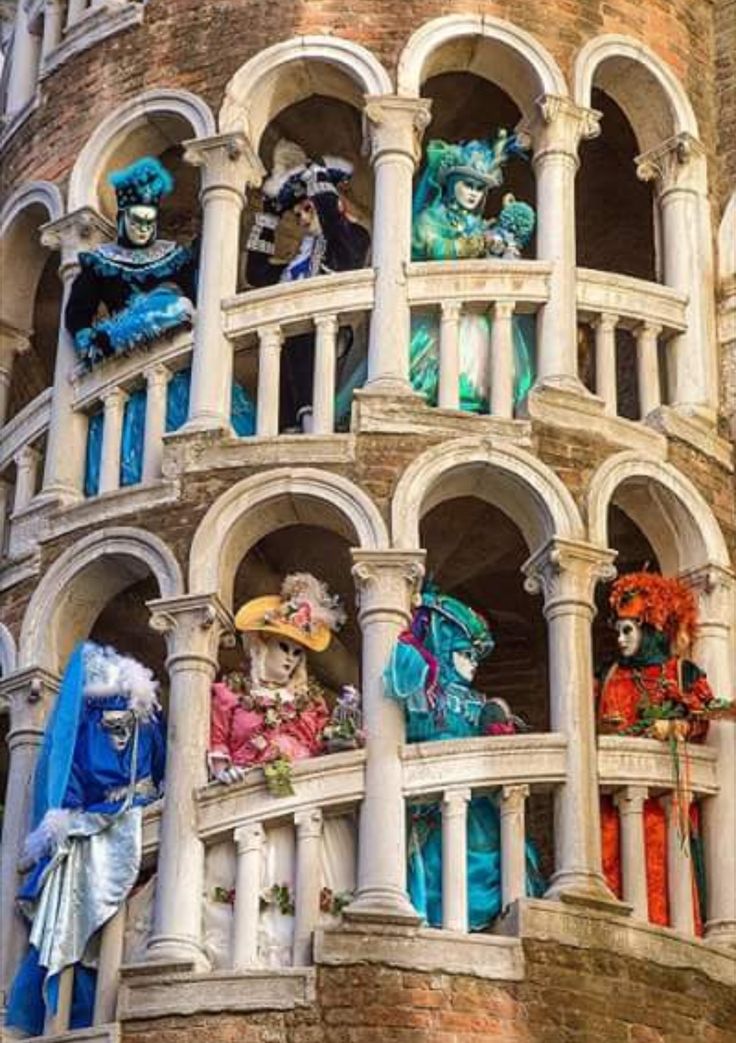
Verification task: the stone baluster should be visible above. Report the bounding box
[614,786,649,920]
[6,0,42,116]
[524,97,601,394]
[362,96,432,394]
[0,669,58,1008]
[0,478,11,556]
[345,550,425,924]
[98,388,127,495]
[12,445,40,513]
[0,324,31,427]
[500,784,530,909]
[40,209,115,505]
[524,539,619,903]
[634,321,662,418]
[232,823,265,969]
[146,594,232,966]
[442,787,470,932]
[293,808,324,965]
[662,792,696,936]
[636,135,718,420]
[312,314,338,435]
[141,364,169,483]
[183,134,264,434]
[256,324,283,436]
[41,0,64,59]
[592,312,618,415]
[93,906,126,1024]
[65,0,87,30]
[490,300,515,418]
[679,564,736,948]
[437,301,461,410]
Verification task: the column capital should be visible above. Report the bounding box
[351,549,425,622]
[100,386,128,408]
[492,299,516,321]
[613,785,649,814]
[294,806,324,838]
[0,321,32,366]
[143,362,171,388]
[635,133,707,196]
[40,207,114,270]
[234,821,266,855]
[592,312,619,332]
[13,443,40,470]
[677,563,736,619]
[500,783,530,811]
[523,538,617,616]
[363,95,433,167]
[519,95,601,163]
[147,592,234,667]
[0,665,59,732]
[183,132,265,195]
[442,786,472,812]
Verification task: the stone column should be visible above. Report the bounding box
[437,301,461,410]
[525,97,601,392]
[182,134,264,434]
[312,314,338,435]
[442,787,470,932]
[256,324,283,436]
[679,564,736,948]
[0,478,11,557]
[592,312,618,416]
[146,594,232,966]
[362,96,432,394]
[232,823,265,969]
[6,0,41,116]
[98,388,127,495]
[65,0,87,29]
[345,549,425,923]
[292,808,323,965]
[490,300,515,418]
[0,668,58,1008]
[12,445,40,512]
[500,784,530,909]
[614,786,649,921]
[634,321,662,419]
[41,0,64,59]
[0,324,31,426]
[40,209,114,505]
[662,793,696,936]
[636,134,718,420]
[524,538,619,903]
[141,364,169,483]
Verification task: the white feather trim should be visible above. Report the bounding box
[117,656,160,720]
[23,808,72,863]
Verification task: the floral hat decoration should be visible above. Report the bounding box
[234,573,346,653]
[610,572,698,656]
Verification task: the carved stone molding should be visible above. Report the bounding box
[0,664,59,731]
[523,538,617,614]
[635,133,707,195]
[519,94,602,162]
[183,132,265,195]
[363,95,433,167]
[351,549,426,623]
[147,592,234,669]
[40,207,114,272]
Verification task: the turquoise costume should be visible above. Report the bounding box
[384,588,544,929]
[410,133,537,413]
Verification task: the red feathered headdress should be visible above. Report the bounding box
[610,572,698,655]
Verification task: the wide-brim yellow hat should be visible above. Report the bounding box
[234,594,332,653]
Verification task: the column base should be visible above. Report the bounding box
[344,887,422,926]
[704,920,736,950]
[357,378,419,398]
[544,870,631,916]
[145,933,211,971]
[33,485,83,510]
[178,414,234,438]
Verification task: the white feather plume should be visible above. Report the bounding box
[281,572,346,632]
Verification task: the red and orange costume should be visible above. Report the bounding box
[597,573,713,933]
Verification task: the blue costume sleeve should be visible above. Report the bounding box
[384,641,431,717]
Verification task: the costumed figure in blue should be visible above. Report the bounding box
[65,157,196,369]
[6,643,166,1036]
[384,587,544,929]
[246,140,370,431]
[410,130,536,413]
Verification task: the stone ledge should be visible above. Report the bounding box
[117,966,316,1021]
[494,897,736,987]
[353,389,534,443]
[648,405,734,470]
[314,922,525,981]
[162,430,356,477]
[44,480,181,541]
[19,1024,120,1043]
[0,549,40,593]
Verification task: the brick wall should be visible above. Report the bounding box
[120,939,736,1043]
[0,0,722,201]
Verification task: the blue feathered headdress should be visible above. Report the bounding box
[109,156,174,210]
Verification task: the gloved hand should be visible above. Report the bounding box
[214,764,247,785]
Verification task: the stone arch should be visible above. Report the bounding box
[573,34,698,153]
[0,180,64,332]
[0,623,17,677]
[19,527,184,672]
[0,181,64,237]
[587,452,730,575]
[189,468,389,607]
[397,14,567,118]
[220,35,393,145]
[67,88,216,218]
[392,438,583,554]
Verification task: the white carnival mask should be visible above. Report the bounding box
[615,619,643,658]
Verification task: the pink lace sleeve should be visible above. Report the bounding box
[210,682,239,758]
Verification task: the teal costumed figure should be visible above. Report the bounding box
[410,131,536,413]
[384,588,544,929]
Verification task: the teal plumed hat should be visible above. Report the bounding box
[419,586,494,659]
[429,129,527,190]
[109,156,174,211]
